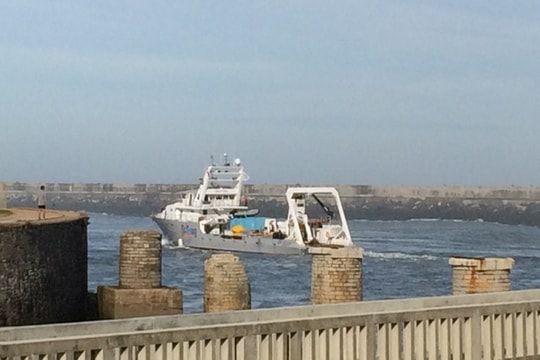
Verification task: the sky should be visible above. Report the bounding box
[1,1,539,185]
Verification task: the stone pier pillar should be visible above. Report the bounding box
[119,230,162,289]
[98,230,182,319]
[204,253,251,312]
[310,247,364,304]
[449,257,514,295]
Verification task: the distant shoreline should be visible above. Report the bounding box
[5,182,540,227]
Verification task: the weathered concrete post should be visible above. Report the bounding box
[449,257,514,295]
[98,230,182,319]
[0,183,7,208]
[204,253,251,312]
[310,247,364,304]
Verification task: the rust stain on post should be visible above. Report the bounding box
[449,257,514,295]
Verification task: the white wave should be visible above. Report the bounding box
[351,219,406,223]
[280,263,299,269]
[351,218,487,224]
[365,250,438,261]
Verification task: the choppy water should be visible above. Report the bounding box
[88,213,540,313]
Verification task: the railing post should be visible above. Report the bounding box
[243,335,258,360]
[471,310,482,360]
[365,321,377,360]
[289,332,302,360]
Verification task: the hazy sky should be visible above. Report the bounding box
[1,1,539,185]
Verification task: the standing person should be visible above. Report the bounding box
[37,185,47,220]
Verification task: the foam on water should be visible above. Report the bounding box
[364,250,438,261]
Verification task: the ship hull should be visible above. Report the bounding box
[152,217,306,255]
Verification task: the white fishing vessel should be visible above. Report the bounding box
[152,155,355,255]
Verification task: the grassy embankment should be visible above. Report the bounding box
[0,209,12,218]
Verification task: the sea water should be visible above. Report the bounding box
[88,213,540,313]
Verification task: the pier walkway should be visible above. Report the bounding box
[2,289,540,359]
[0,208,83,225]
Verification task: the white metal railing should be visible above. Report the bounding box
[2,290,540,359]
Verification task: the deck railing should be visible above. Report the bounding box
[2,290,540,359]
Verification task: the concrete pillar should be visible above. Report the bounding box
[0,183,6,208]
[97,230,182,319]
[119,230,162,289]
[310,247,364,304]
[204,253,251,312]
[449,257,514,295]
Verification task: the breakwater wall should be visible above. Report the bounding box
[5,182,540,226]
